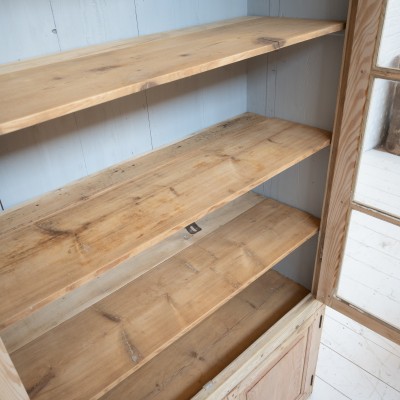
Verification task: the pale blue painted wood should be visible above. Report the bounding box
[199,63,247,128]
[248,0,348,288]
[0,0,60,64]
[0,0,248,209]
[50,0,151,176]
[248,0,270,16]
[0,0,151,208]
[140,77,204,149]
[0,115,86,209]
[72,96,152,175]
[50,0,139,51]
[135,0,246,35]
[136,0,247,149]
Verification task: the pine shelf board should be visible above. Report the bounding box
[10,198,318,400]
[102,270,309,400]
[0,113,330,331]
[0,16,344,134]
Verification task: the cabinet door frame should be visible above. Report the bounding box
[314,0,400,345]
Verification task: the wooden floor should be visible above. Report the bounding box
[354,149,400,218]
[337,210,400,329]
[310,307,400,400]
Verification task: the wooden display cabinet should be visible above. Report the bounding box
[0,0,398,399]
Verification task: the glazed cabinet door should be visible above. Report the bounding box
[316,0,400,345]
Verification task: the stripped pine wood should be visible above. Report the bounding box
[102,270,308,400]
[218,306,324,400]
[0,113,330,331]
[0,16,344,134]
[193,296,323,400]
[0,338,29,400]
[247,336,307,400]
[315,0,384,304]
[1,192,263,354]
[10,198,319,400]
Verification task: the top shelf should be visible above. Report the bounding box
[0,16,344,135]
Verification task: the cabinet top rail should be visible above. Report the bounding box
[0,16,343,134]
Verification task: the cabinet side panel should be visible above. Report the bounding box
[246,336,308,400]
[248,0,348,288]
[0,338,29,400]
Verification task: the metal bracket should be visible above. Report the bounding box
[185,222,202,235]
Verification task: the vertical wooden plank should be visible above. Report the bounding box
[0,115,86,209]
[301,307,324,398]
[272,237,318,291]
[145,77,204,148]
[134,0,246,35]
[0,0,151,209]
[315,0,384,304]
[0,0,84,210]
[137,0,247,149]
[50,0,152,176]
[196,0,247,23]
[246,336,308,400]
[199,64,247,128]
[49,0,138,51]
[0,0,60,64]
[0,337,29,400]
[247,0,347,289]
[278,0,348,20]
[71,97,152,175]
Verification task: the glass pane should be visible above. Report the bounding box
[377,0,400,69]
[337,210,400,329]
[354,78,400,218]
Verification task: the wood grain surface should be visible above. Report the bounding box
[0,17,344,134]
[0,113,329,331]
[314,0,384,303]
[0,338,29,400]
[11,198,319,400]
[102,270,308,400]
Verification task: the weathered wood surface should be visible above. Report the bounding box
[0,113,329,331]
[314,0,384,303]
[11,198,319,400]
[0,338,29,400]
[1,192,263,354]
[102,270,308,400]
[0,17,344,134]
[192,295,322,400]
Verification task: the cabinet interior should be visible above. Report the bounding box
[0,9,347,400]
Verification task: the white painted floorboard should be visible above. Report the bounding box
[355,149,400,218]
[309,307,400,400]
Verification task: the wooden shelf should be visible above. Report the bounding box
[0,113,330,331]
[102,270,309,400]
[10,197,318,400]
[0,17,344,134]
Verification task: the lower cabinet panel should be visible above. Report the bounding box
[246,335,308,400]
[194,296,324,400]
